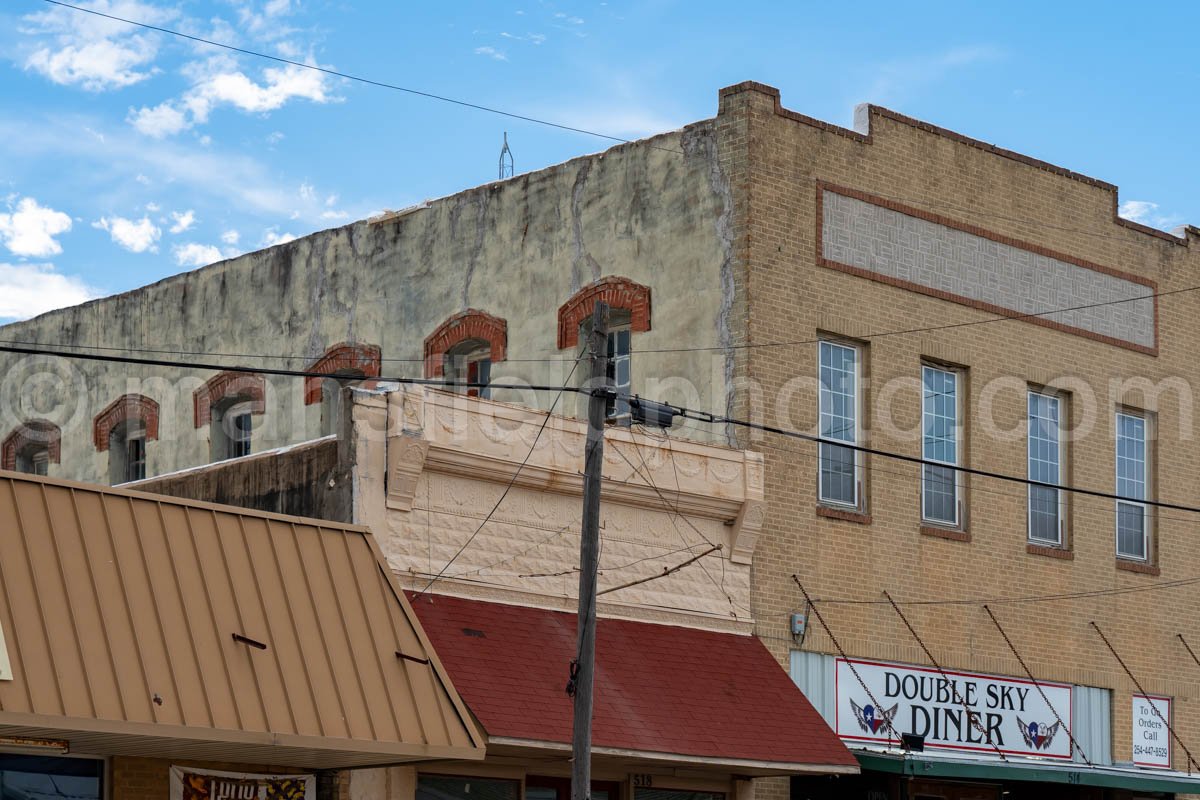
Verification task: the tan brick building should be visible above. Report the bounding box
[715,82,1200,798]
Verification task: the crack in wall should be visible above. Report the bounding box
[570,160,594,293]
[684,123,738,446]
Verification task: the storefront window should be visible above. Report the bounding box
[0,755,103,800]
[526,776,618,800]
[417,775,519,800]
[635,790,723,800]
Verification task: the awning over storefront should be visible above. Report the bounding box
[856,748,1200,794]
[408,593,859,776]
[0,471,485,768]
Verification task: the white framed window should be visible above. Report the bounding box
[1028,390,1066,545]
[1116,412,1149,561]
[922,365,961,526]
[818,340,861,507]
[16,446,49,476]
[108,420,146,484]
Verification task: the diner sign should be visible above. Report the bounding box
[1132,695,1172,768]
[835,658,1073,759]
[170,767,314,800]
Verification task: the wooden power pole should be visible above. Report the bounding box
[572,301,609,800]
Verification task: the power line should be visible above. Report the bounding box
[8,339,1200,519]
[35,0,683,154]
[808,575,1200,607]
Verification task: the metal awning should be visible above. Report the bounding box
[0,471,485,768]
[856,748,1200,793]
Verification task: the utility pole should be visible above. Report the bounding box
[572,301,609,800]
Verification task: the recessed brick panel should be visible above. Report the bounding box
[820,187,1157,352]
[423,310,507,378]
[557,276,652,349]
[303,342,382,404]
[93,394,160,451]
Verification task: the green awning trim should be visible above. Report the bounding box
[856,750,1200,794]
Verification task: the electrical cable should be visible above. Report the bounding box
[34,0,684,154]
[415,356,582,594]
[8,339,1200,520]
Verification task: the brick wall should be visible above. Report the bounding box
[717,82,1200,770]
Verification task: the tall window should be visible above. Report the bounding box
[922,365,961,526]
[212,399,254,461]
[444,339,492,399]
[1116,412,1149,561]
[606,309,632,423]
[108,421,147,483]
[818,340,860,507]
[1028,391,1065,545]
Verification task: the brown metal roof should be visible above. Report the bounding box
[0,470,484,769]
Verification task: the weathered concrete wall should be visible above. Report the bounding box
[0,122,735,484]
[129,435,350,521]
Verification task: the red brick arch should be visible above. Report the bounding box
[303,342,382,405]
[93,394,160,451]
[556,276,651,349]
[193,371,267,428]
[424,309,508,378]
[2,419,61,471]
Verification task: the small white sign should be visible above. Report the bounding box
[1132,695,1171,768]
[0,620,11,681]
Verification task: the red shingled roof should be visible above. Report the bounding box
[409,593,857,770]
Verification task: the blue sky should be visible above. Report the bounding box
[0,0,1196,322]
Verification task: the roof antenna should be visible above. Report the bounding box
[499,132,513,180]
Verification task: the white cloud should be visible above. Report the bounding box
[145,201,160,212]
[299,182,316,201]
[168,209,196,233]
[862,45,1004,106]
[128,63,333,137]
[474,46,508,61]
[1119,200,1184,233]
[220,229,240,245]
[0,197,73,258]
[93,215,161,253]
[0,262,99,321]
[173,242,222,267]
[500,31,546,45]
[262,229,297,246]
[128,102,190,138]
[320,210,350,221]
[21,0,176,91]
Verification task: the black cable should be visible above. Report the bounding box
[35,0,684,154]
[0,341,585,396]
[8,339,1200,518]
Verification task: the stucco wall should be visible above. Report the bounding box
[0,122,735,485]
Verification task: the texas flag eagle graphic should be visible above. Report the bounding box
[850,698,899,736]
[1016,717,1061,751]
